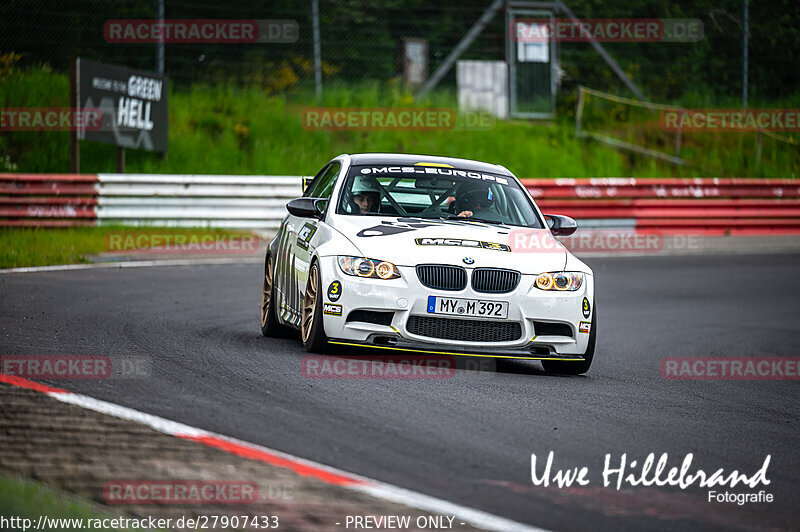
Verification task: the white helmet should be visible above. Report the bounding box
[352,175,380,195]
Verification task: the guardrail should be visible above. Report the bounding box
[1,174,303,229]
[2,174,800,235]
[523,178,800,235]
[0,174,98,227]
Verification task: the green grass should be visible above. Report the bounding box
[0,226,106,268]
[1,68,798,177]
[577,88,800,177]
[0,473,163,531]
[0,226,254,268]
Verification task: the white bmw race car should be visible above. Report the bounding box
[260,153,596,374]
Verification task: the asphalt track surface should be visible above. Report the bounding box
[2,253,799,531]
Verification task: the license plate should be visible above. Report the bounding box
[427,296,509,319]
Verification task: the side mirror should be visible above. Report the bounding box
[544,214,578,236]
[287,197,324,219]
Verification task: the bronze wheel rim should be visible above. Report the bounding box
[301,265,318,343]
[260,257,273,327]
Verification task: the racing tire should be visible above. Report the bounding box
[301,261,329,352]
[260,254,295,338]
[541,304,596,375]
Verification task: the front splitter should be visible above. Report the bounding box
[327,338,586,361]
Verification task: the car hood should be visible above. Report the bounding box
[331,215,567,273]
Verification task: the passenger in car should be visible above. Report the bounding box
[454,182,501,221]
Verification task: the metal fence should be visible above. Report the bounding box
[2,0,797,103]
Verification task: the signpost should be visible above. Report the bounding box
[400,38,428,90]
[72,58,168,173]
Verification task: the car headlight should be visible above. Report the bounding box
[338,256,401,279]
[534,272,583,291]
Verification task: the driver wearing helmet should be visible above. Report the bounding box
[351,175,382,214]
[455,182,500,221]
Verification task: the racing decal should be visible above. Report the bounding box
[359,166,510,185]
[358,225,420,238]
[415,238,511,252]
[275,226,302,327]
[297,222,317,251]
[274,227,291,323]
[323,303,342,316]
[481,241,511,252]
[281,234,290,308]
[327,280,342,302]
[582,297,591,318]
[357,219,437,238]
[396,217,451,224]
[579,321,591,334]
[280,301,301,326]
[356,218,497,238]
[295,257,309,274]
[414,162,454,168]
[288,253,300,325]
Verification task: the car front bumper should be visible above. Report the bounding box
[318,257,594,360]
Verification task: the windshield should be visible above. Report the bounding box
[336,164,544,228]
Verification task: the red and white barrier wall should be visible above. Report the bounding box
[525,178,800,235]
[2,174,800,234]
[0,174,303,229]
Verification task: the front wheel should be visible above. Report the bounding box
[301,262,329,352]
[542,304,596,375]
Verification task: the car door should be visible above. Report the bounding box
[275,161,341,327]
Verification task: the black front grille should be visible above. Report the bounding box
[416,265,467,291]
[471,268,521,293]
[532,321,573,337]
[407,315,522,342]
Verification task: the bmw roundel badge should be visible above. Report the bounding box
[463,257,474,265]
